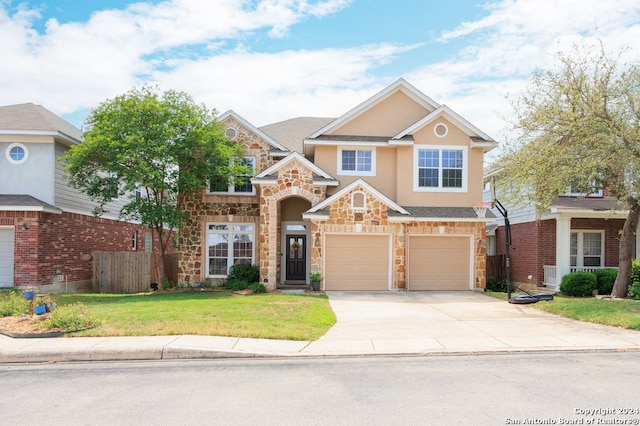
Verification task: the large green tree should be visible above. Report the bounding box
[63,85,247,285]
[498,45,640,298]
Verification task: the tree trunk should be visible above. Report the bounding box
[153,227,167,292]
[612,198,640,298]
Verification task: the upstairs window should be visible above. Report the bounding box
[414,146,467,192]
[338,148,375,176]
[6,143,28,165]
[208,157,256,195]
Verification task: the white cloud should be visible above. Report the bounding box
[152,43,416,125]
[0,0,355,116]
[411,0,640,151]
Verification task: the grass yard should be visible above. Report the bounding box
[37,291,336,340]
[532,296,640,330]
[487,291,640,330]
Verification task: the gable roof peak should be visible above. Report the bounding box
[218,109,289,153]
[307,78,440,139]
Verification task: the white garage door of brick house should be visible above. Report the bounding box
[0,227,14,287]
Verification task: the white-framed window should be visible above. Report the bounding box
[5,143,28,164]
[414,145,467,192]
[351,191,366,211]
[337,148,375,176]
[208,157,256,195]
[207,223,255,277]
[570,230,604,268]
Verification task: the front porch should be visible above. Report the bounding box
[542,265,618,290]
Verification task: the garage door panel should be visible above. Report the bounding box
[409,236,470,291]
[0,228,14,287]
[325,235,389,291]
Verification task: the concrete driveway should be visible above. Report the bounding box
[303,291,640,355]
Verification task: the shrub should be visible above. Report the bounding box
[225,280,251,291]
[593,268,617,295]
[0,290,30,316]
[559,271,597,297]
[486,277,510,292]
[227,264,260,284]
[629,281,640,300]
[249,283,267,294]
[44,302,97,331]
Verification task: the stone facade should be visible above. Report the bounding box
[308,183,487,290]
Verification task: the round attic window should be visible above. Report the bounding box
[6,143,28,164]
[225,127,238,141]
[434,123,448,138]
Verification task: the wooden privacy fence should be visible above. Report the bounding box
[486,254,506,281]
[93,252,178,293]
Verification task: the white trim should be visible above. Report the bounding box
[0,130,81,145]
[394,104,493,142]
[254,151,336,181]
[306,178,409,215]
[5,143,28,164]
[337,147,376,177]
[434,123,448,138]
[413,145,468,193]
[205,222,256,278]
[0,204,62,214]
[304,139,389,147]
[218,110,289,152]
[207,156,256,196]
[351,191,366,211]
[570,229,605,269]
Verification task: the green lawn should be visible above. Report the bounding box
[487,291,640,330]
[49,291,336,340]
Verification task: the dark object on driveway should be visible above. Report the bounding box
[509,288,554,304]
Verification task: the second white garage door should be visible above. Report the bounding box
[408,236,471,290]
[0,227,14,288]
[325,234,390,291]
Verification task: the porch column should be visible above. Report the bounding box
[556,216,571,287]
[266,199,278,290]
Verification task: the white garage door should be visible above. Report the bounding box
[409,236,471,290]
[325,234,390,290]
[0,227,14,287]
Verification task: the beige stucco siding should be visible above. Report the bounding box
[315,145,398,199]
[396,119,484,207]
[331,91,430,136]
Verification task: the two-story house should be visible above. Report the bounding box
[178,79,497,291]
[483,169,635,290]
[0,103,155,291]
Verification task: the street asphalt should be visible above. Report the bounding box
[1,291,639,363]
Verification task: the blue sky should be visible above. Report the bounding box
[2,0,640,151]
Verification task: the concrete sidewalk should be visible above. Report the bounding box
[1,291,639,363]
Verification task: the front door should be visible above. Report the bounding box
[286,234,306,281]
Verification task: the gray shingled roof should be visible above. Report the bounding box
[259,117,335,153]
[0,194,62,213]
[0,103,83,142]
[551,197,625,211]
[401,206,496,219]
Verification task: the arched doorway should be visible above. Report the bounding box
[280,197,311,285]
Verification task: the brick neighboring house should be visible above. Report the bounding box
[0,103,157,291]
[179,79,498,291]
[483,171,632,290]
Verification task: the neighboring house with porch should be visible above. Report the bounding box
[0,103,154,291]
[483,171,634,290]
[178,79,498,291]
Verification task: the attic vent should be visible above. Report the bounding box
[225,127,238,141]
[351,191,366,211]
[434,123,448,138]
